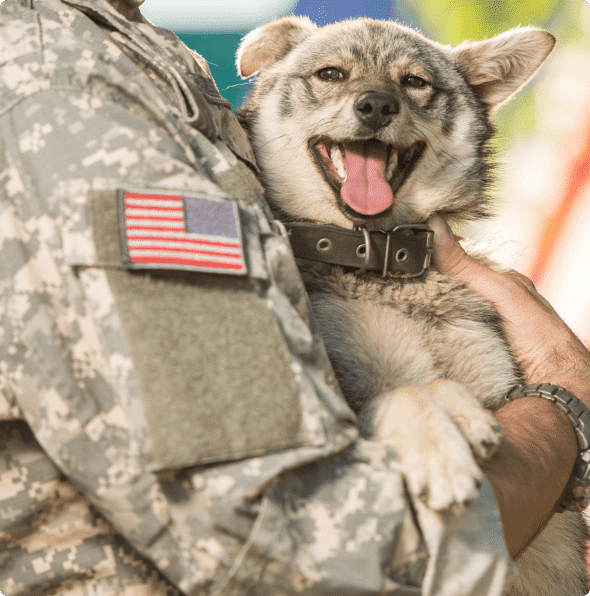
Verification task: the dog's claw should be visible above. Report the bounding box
[403,444,483,512]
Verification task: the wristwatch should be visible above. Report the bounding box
[503,383,590,512]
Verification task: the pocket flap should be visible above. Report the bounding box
[67,189,323,471]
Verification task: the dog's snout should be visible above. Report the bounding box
[354,91,400,131]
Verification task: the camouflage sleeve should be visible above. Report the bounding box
[0,1,516,594]
[181,439,514,595]
[0,63,229,596]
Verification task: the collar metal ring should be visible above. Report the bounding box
[355,227,372,276]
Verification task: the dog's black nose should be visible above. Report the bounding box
[354,91,400,131]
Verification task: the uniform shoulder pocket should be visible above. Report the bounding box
[67,189,324,471]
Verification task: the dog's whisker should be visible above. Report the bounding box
[258,139,292,165]
[291,121,343,154]
[222,81,255,89]
[256,133,289,152]
[413,123,470,174]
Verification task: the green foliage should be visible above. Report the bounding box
[400,0,562,44]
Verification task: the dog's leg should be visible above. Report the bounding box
[427,378,503,463]
[372,385,483,511]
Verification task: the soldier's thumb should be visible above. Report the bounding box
[427,214,488,285]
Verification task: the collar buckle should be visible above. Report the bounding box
[354,224,434,277]
[355,227,372,276]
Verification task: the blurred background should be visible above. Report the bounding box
[141,0,590,343]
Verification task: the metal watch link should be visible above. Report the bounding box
[503,383,590,512]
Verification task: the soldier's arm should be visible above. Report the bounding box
[429,213,585,558]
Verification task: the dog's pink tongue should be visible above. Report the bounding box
[340,140,393,215]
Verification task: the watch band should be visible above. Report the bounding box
[503,383,590,512]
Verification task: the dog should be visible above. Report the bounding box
[236,16,588,595]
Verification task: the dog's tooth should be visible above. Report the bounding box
[386,151,398,182]
[330,145,346,180]
[330,144,342,164]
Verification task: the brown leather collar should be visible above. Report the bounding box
[285,223,434,277]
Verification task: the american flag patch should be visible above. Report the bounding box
[118,191,247,275]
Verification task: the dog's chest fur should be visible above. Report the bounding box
[300,262,519,431]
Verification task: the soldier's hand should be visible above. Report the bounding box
[427,213,590,396]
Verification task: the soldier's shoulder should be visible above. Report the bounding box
[0,0,44,63]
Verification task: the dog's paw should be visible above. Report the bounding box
[428,379,503,463]
[373,386,484,512]
[401,433,483,512]
[455,409,502,463]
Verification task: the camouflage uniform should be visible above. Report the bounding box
[0,0,515,594]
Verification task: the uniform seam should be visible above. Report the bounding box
[35,5,54,97]
[210,495,279,596]
[0,8,50,119]
[0,90,44,119]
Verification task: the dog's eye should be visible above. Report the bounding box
[403,75,428,88]
[317,67,345,81]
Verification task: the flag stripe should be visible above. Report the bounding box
[128,245,241,258]
[126,222,185,230]
[130,256,244,270]
[125,205,184,213]
[125,193,183,202]
[125,199,183,208]
[128,251,239,263]
[125,215,184,222]
[126,235,240,249]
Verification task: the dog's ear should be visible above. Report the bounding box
[237,16,317,78]
[451,27,555,111]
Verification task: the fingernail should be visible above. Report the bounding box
[428,214,452,247]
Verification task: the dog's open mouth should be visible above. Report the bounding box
[311,138,425,219]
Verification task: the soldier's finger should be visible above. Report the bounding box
[427,214,502,292]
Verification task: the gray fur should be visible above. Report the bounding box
[237,16,587,595]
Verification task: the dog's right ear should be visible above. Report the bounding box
[237,16,317,78]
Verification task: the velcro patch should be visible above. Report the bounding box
[118,190,247,275]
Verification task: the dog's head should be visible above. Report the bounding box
[237,17,554,230]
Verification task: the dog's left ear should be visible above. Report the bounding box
[451,27,555,111]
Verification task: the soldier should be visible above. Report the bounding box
[0,0,588,595]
